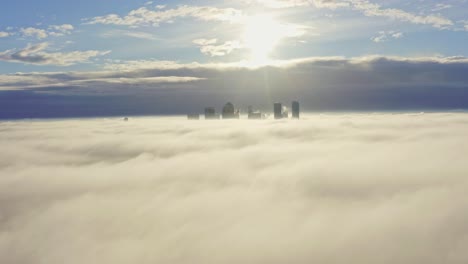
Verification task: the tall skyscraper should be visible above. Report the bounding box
[274,103,282,119]
[222,102,239,119]
[248,106,253,115]
[292,101,300,119]
[205,107,217,119]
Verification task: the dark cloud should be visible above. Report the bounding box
[0,56,467,118]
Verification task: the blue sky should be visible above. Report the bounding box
[0,0,467,117]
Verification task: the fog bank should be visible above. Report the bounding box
[1,113,468,264]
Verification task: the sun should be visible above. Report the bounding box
[242,14,284,65]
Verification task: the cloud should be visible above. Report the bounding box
[0,31,9,38]
[462,20,468,31]
[0,42,110,66]
[101,29,157,40]
[1,113,468,264]
[19,24,75,39]
[85,5,244,27]
[247,0,348,9]
[431,3,452,11]
[1,55,468,114]
[193,38,243,57]
[48,24,74,36]
[371,30,403,43]
[350,0,454,29]
[2,55,468,89]
[20,27,48,39]
[249,0,454,29]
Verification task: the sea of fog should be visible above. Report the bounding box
[1,113,468,264]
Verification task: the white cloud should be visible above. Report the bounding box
[246,0,311,8]
[371,30,403,43]
[20,27,48,39]
[0,42,110,66]
[462,20,468,31]
[0,31,9,38]
[48,24,74,36]
[431,3,452,11]
[101,29,157,40]
[248,0,348,8]
[85,5,244,27]
[193,38,243,57]
[249,0,454,29]
[19,24,75,39]
[1,114,468,263]
[350,0,454,29]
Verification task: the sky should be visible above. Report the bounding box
[1,0,468,117]
[2,113,468,263]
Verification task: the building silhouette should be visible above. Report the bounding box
[274,103,282,119]
[205,107,218,119]
[222,102,240,119]
[292,101,300,119]
[187,114,200,120]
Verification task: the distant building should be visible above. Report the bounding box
[187,114,200,120]
[205,107,218,119]
[292,101,300,119]
[222,102,240,119]
[248,112,263,119]
[274,103,282,119]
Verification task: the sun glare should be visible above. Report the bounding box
[243,14,283,65]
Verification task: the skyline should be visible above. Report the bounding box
[3,2,468,262]
[0,1,468,118]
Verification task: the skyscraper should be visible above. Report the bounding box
[292,101,300,119]
[205,107,217,119]
[274,103,282,119]
[222,102,239,119]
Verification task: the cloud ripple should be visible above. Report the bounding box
[1,113,468,263]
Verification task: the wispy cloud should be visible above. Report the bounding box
[250,0,455,30]
[431,3,452,12]
[350,0,453,29]
[85,5,244,27]
[19,24,74,39]
[0,42,110,66]
[193,38,243,57]
[101,29,157,40]
[371,30,403,43]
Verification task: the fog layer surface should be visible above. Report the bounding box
[1,114,468,264]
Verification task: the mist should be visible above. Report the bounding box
[1,113,468,264]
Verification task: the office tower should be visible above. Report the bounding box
[248,112,262,119]
[187,114,200,120]
[248,105,262,119]
[292,101,300,119]
[222,102,239,119]
[205,107,217,119]
[248,106,253,115]
[274,103,282,119]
